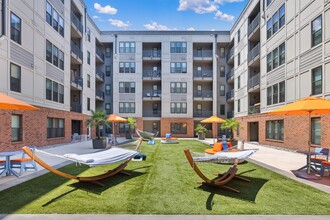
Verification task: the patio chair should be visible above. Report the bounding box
[320,161,330,177]
[10,146,38,175]
[310,148,329,171]
[0,159,5,172]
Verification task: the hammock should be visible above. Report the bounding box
[192,149,257,163]
[136,129,158,141]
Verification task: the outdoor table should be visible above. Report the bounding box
[0,151,23,177]
[297,150,322,174]
[108,134,119,145]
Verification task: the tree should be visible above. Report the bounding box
[127,117,136,138]
[86,110,110,139]
[221,118,241,140]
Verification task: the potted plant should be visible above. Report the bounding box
[221,118,241,146]
[86,110,110,149]
[194,124,207,140]
[126,117,136,139]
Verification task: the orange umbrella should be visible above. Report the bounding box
[107,114,127,135]
[269,96,330,175]
[201,116,225,143]
[0,93,39,110]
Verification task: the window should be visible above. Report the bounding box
[46,79,52,100]
[267,19,272,39]
[272,84,278,104]
[105,48,111,57]
[196,104,202,115]
[267,81,285,105]
[267,53,272,72]
[46,1,52,25]
[170,82,187,93]
[279,43,285,65]
[58,84,64,104]
[279,81,285,103]
[266,120,284,141]
[267,4,285,39]
[119,82,135,93]
[105,84,111,95]
[266,0,272,7]
[170,102,187,114]
[12,115,22,142]
[237,99,240,112]
[220,48,225,58]
[47,118,64,138]
[272,11,279,34]
[220,66,225,77]
[119,62,135,73]
[237,75,241,89]
[119,41,135,53]
[87,51,90,65]
[237,29,240,42]
[86,28,91,42]
[11,12,21,44]
[170,42,187,53]
[59,50,64,70]
[312,66,322,95]
[312,16,322,47]
[220,85,225,96]
[46,40,64,70]
[87,74,90,88]
[105,103,111,114]
[10,63,21,93]
[272,48,278,69]
[119,102,135,113]
[46,78,64,103]
[311,117,321,145]
[279,4,285,29]
[106,65,111,76]
[53,46,58,67]
[52,9,58,31]
[46,40,52,63]
[267,87,272,105]
[237,53,240,65]
[220,105,225,115]
[170,62,187,73]
[59,17,64,37]
[171,123,187,134]
[267,42,285,72]
[53,82,58,102]
[87,98,90,111]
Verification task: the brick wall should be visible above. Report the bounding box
[0,107,90,151]
[160,118,194,138]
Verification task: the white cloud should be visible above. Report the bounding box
[92,15,100,19]
[94,3,117,15]
[214,0,244,4]
[178,0,218,14]
[187,27,195,31]
[214,10,234,22]
[109,19,130,28]
[144,22,172,30]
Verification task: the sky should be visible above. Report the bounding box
[85,0,248,31]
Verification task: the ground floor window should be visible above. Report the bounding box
[266,120,284,141]
[11,115,22,141]
[311,117,320,145]
[47,118,64,138]
[119,122,128,133]
[170,123,187,134]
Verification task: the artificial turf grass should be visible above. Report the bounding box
[0,140,330,214]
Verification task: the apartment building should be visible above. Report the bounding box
[0,0,329,151]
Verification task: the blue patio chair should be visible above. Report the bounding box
[10,146,38,175]
[310,148,329,171]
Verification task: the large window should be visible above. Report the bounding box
[53,46,58,67]
[312,66,322,95]
[119,102,135,113]
[46,40,64,70]
[170,62,187,73]
[11,115,22,142]
[311,117,321,145]
[10,12,21,44]
[266,120,284,141]
[119,82,135,93]
[170,123,187,134]
[47,118,64,138]
[10,63,21,93]
[45,78,64,103]
[170,82,187,93]
[119,62,135,73]
[220,85,225,96]
[45,1,64,37]
[170,102,187,114]
[267,4,285,39]
[312,16,322,47]
[59,50,64,70]
[267,81,285,105]
[267,42,285,72]
[119,42,135,53]
[46,1,52,25]
[170,42,187,53]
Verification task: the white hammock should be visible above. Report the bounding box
[192,149,257,163]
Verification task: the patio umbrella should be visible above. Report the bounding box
[107,114,127,135]
[268,96,330,176]
[0,93,39,110]
[201,116,225,143]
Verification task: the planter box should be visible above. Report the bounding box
[92,138,107,149]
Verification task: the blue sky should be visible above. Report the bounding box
[86,0,248,31]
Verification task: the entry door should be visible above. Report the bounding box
[152,122,159,134]
[153,84,158,96]
[197,85,202,97]
[197,66,202,77]
[249,122,259,142]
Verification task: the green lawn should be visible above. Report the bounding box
[0,140,330,214]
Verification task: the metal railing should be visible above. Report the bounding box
[226,68,234,81]
[248,73,260,90]
[142,50,161,58]
[71,77,83,88]
[71,103,82,113]
[95,90,104,100]
[71,41,83,61]
[248,12,260,36]
[248,43,260,63]
[95,47,105,61]
[143,90,161,97]
[226,90,234,101]
[226,47,234,61]
[96,70,105,81]
[143,70,161,78]
[227,111,234,119]
[193,49,213,58]
[193,110,213,117]
[193,90,213,98]
[143,110,161,117]
[71,12,83,34]
[248,105,261,115]
[193,70,213,78]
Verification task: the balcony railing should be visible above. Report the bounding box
[248,12,260,36]
[142,50,161,58]
[96,70,105,81]
[71,77,83,88]
[193,70,213,78]
[226,47,234,61]
[248,105,261,115]
[248,73,260,90]
[143,90,161,98]
[143,110,161,117]
[71,41,83,61]
[227,111,234,119]
[143,71,161,78]
[193,110,213,118]
[193,90,212,98]
[71,103,82,113]
[71,12,83,34]
[193,49,213,58]
[96,90,104,100]
[226,68,234,81]
[248,43,260,63]
[226,90,234,101]
[95,47,105,61]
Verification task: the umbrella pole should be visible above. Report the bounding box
[112,122,115,135]
[307,111,311,174]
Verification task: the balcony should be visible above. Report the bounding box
[248,104,260,115]
[193,49,213,60]
[95,90,104,101]
[226,90,234,102]
[248,73,260,92]
[71,103,82,113]
[142,50,161,59]
[193,70,213,80]
[142,71,161,80]
[193,110,213,118]
[248,12,260,41]
[71,12,83,38]
[193,90,212,100]
[226,68,234,83]
[70,77,83,90]
[143,90,161,100]
[226,47,234,64]
[143,110,161,117]
[71,41,83,64]
[95,47,104,63]
[96,70,105,82]
[227,111,234,119]
[248,43,260,67]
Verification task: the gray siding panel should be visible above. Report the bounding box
[267,65,285,85]
[46,63,64,83]
[10,42,34,70]
[171,94,187,101]
[49,0,64,16]
[119,94,135,101]
[299,46,322,72]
